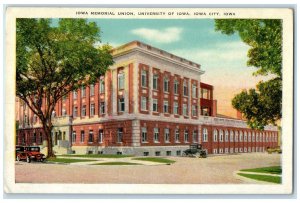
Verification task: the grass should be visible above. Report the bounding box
[47,157,97,163]
[58,154,133,158]
[237,173,281,184]
[132,157,175,164]
[240,166,282,175]
[92,162,141,165]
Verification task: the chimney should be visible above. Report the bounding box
[212,100,217,117]
[237,110,243,120]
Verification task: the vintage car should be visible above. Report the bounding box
[16,146,46,163]
[182,144,207,158]
[15,145,24,159]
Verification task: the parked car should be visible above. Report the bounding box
[16,146,46,163]
[15,145,24,159]
[182,144,207,158]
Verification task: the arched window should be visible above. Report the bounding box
[213,129,218,142]
[256,132,259,142]
[225,130,229,142]
[219,130,223,142]
[202,128,208,142]
[235,131,239,142]
[239,131,243,142]
[244,131,247,142]
[248,132,252,142]
[230,130,234,142]
[252,132,255,142]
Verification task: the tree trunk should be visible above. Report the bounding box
[45,126,55,158]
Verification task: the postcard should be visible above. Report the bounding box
[4,7,293,194]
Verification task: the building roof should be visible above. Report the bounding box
[111,41,204,74]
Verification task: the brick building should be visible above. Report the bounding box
[16,41,279,156]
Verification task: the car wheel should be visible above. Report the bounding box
[40,158,44,162]
[182,152,187,157]
[26,156,31,163]
[195,152,201,158]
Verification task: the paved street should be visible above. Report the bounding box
[15,153,281,184]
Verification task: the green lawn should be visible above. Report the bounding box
[237,173,281,184]
[47,157,97,163]
[92,162,141,165]
[132,157,175,164]
[58,154,133,158]
[240,166,282,175]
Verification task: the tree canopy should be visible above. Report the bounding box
[215,19,282,130]
[16,18,114,156]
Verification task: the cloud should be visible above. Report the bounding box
[131,27,183,43]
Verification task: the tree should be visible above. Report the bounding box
[215,19,282,129]
[16,19,114,157]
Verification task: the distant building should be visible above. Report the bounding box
[16,41,279,156]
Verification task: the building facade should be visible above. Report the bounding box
[16,41,279,156]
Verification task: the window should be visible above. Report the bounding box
[153,74,158,90]
[239,131,243,142]
[154,128,159,143]
[118,72,125,90]
[166,151,172,156]
[72,131,76,143]
[219,130,223,142]
[262,133,265,142]
[203,128,208,142]
[117,128,123,143]
[173,102,178,115]
[174,79,179,94]
[163,100,169,113]
[90,103,95,116]
[266,133,269,142]
[143,152,149,156]
[244,132,247,142]
[90,84,95,96]
[193,130,198,143]
[73,106,78,117]
[201,88,210,99]
[248,132,252,142]
[183,104,188,116]
[33,133,36,143]
[256,133,259,142]
[141,70,147,87]
[260,133,262,142]
[176,150,181,156]
[152,99,158,112]
[213,149,218,154]
[184,130,189,143]
[175,129,180,143]
[225,130,229,142]
[80,130,84,143]
[100,102,105,115]
[88,130,94,143]
[141,96,147,111]
[81,86,86,98]
[253,132,256,142]
[192,84,197,98]
[213,129,218,142]
[98,129,103,143]
[118,98,125,112]
[230,130,234,142]
[62,108,67,116]
[99,77,105,93]
[73,90,78,99]
[155,151,161,156]
[164,77,169,92]
[192,105,197,117]
[141,127,147,143]
[164,128,170,143]
[235,131,239,142]
[81,105,86,117]
[183,80,188,96]
[39,132,43,143]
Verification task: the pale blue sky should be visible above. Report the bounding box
[90,18,267,117]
